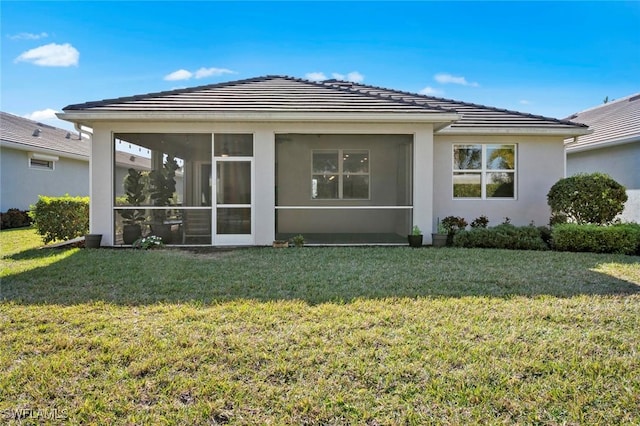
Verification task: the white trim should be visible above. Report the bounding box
[28,157,55,171]
[452,144,517,200]
[58,111,461,125]
[565,136,640,153]
[276,206,412,209]
[29,152,60,162]
[439,126,591,137]
[0,140,88,161]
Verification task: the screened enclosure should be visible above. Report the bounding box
[113,133,254,245]
[275,134,414,244]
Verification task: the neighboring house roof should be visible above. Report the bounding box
[0,111,151,167]
[564,93,640,152]
[61,76,588,136]
[1,111,88,159]
[114,150,151,171]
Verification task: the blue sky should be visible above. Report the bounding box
[2,1,639,131]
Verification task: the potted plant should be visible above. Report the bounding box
[431,218,448,248]
[120,168,146,244]
[148,156,179,243]
[291,234,305,247]
[408,225,423,247]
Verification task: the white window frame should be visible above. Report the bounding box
[28,152,58,171]
[452,144,517,200]
[311,149,370,200]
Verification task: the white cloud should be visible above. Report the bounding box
[419,86,444,96]
[434,73,478,87]
[519,99,531,105]
[194,67,235,79]
[15,43,79,67]
[9,32,49,40]
[305,72,327,81]
[164,69,193,81]
[330,71,364,83]
[165,67,236,81]
[24,108,59,121]
[346,71,364,83]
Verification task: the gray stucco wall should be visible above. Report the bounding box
[432,135,565,230]
[0,147,89,211]
[566,141,640,223]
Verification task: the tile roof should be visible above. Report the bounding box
[62,75,587,132]
[324,80,587,131]
[0,111,88,157]
[63,76,450,114]
[564,93,640,150]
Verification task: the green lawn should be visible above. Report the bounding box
[1,227,639,424]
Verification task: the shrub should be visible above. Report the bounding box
[537,226,553,247]
[453,224,548,251]
[470,215,489,229]
[551,223,640,255]
[547,173,627,225]
[441,216,468,245]
[29,195,90,244]
[0,208,33,229]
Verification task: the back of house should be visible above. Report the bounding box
[58,75,589,246]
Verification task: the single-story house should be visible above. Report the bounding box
[58,75,589,246]
[0,111,164,212]
[0,111,89,211]
[565,93,640,223]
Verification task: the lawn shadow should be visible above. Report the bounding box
[2,246,639,306]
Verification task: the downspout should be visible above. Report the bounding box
[563,136,578,178]
[74,123,93,140]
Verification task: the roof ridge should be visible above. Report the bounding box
[299,78,456,113]
[1,111,78,135]
[330,80,587,128]
[64,75,457,113]
[569,92,640,117]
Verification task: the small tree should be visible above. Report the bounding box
[547,173,627,225]
[121,168,146,226]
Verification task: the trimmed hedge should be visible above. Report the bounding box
[547,173,627,225]
[453,224,548,251]
[551,223,640,255]
[29,195,90,244]
[1,209,33,229]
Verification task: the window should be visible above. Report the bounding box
[29,158,54,170]
[453,144,516,199]
[312,150,369,199]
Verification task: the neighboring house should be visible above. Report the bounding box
[0,111,89,211]
[565,93,640,223]
[0,111,158,212]
[58,75,589,246]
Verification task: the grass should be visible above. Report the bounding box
[1,227,639,424]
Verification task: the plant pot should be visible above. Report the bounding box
[407,234,423,248]
[151,224,173,244]
[431,233,447,248]
[122,224,142,245]
[85,234,102,248]
[273,240,289,248]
